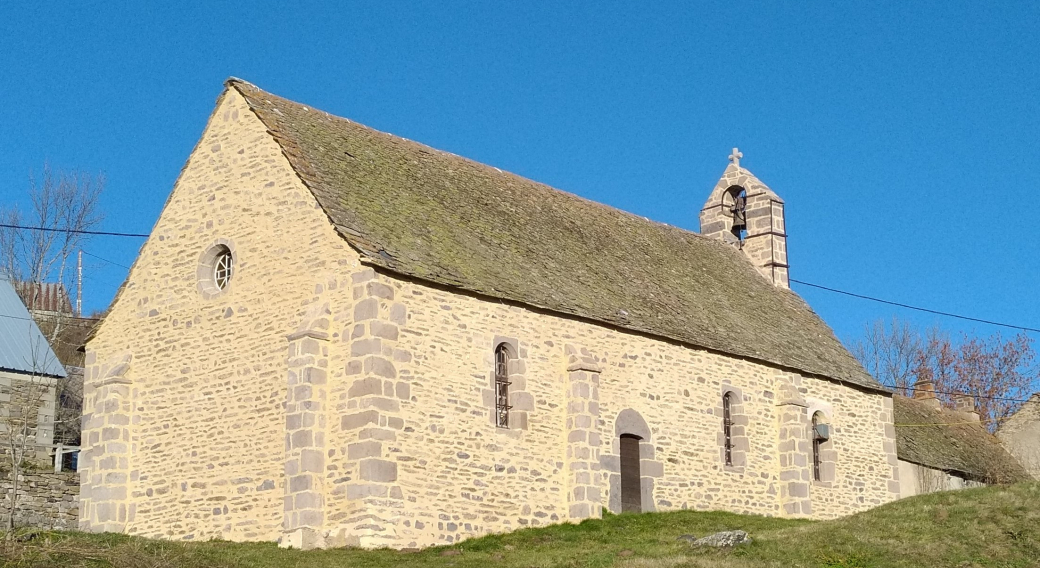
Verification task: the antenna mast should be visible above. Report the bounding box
[77,250,82,317]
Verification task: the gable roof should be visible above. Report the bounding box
[894,395,1029,483]
[0,276,67,378]
[227,78,881,392]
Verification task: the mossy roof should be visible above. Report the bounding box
[228,79,881,392]
[895,395,1030,483]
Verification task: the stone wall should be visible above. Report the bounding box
[997,394,1040,480]
[0,370,58,463]
[84,85,899,550]
[0,470,78,530]
[344,269,899,548]
[897,460,984,498]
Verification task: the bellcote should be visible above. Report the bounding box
[699,149,789,288]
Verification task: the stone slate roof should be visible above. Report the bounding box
[228,79,882,392]
[895,395,1029,483]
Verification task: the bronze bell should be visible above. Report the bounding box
[730,194,746,227]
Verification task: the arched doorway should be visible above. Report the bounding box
[608,408,661,514]
[619,434,642,513]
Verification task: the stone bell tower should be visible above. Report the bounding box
[699,148,789,288]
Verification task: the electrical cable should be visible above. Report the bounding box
[81,250,131,270]
[0,222,148,238]
[791,279,1040,334]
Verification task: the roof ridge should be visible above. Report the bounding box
[226,78,731,250]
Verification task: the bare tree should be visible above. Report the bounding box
[0,165,104,324]
[945,332,1035,431]
[853,317,1039,433]
[851,317,927,396]
[0,166,103,531]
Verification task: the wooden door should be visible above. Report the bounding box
[619,434,642,513]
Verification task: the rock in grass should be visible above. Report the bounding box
[676,534,697,543]
[692,530,751,547]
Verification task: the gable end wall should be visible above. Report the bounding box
[82,88,363,542]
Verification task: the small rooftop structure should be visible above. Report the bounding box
[14,281,73,317]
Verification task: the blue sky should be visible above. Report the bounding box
[1,1,1038,350]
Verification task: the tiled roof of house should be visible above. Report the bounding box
[895,395,1029,483]
[0,276,67,378]
[227,78,882,392]
[14,281,73,315]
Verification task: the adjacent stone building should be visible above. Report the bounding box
[0,275,64,461]
[895,384,1030,497]
[0,275,79,529]
[81,79,900,549]
[996,393,1040,480]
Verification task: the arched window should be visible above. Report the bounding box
[494,344,512,428]
[812,412,828,481]
[722,392,734,466]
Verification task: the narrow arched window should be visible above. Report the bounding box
[494,344,512,428]
[812,412,825,481]
[722,392,734,466]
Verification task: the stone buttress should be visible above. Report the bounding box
[563,345,604,520]
[326,268,411,548]
[775,378,812,516]
[280,301,332,549]
[80,353,133,532]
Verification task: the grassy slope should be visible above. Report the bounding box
[3,483,1039,568]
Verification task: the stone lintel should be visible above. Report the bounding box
[566,360,603,373]
[287,329,331,342]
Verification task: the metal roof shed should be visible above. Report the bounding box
[0,275,67,378]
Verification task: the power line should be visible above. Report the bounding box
[0,312,99,323]
[889,383,1038,405]
[791,279,1040,334]
[81,250,131,270]
[7,223,1039,333]
[83,273,123,291]
[0,223,148,238]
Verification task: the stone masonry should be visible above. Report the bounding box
[325,268,412,549]
[83,86,899,550]
[700,159,789,288]
[80,352,133,532]
[775,379,812,517]
[564,345,603,521]
[0,470,78,530]
[281,301,332,549]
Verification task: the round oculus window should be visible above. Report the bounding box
[213,249,234,290]
[197,241,236,298]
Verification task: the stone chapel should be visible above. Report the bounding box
[81,79,900,549]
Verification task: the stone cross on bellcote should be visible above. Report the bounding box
[729,147,743,168]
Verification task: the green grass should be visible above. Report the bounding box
[3,483,1040,568]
